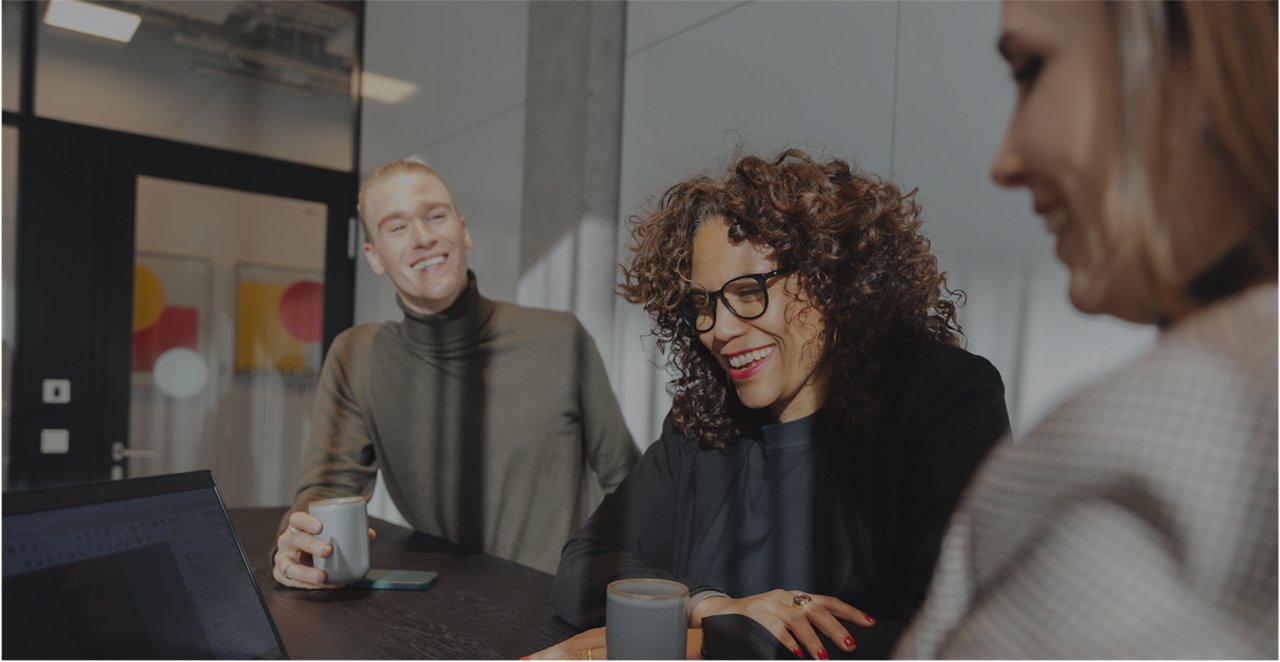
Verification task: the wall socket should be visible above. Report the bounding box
[42,379,71,404]
[40,429,70,454]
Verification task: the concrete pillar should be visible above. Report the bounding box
[518,0,626,364]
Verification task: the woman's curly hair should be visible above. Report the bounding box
[619,148,964,449]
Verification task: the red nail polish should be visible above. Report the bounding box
[793,647,803,658]
[845,636,855,649]
[818,648,829,660]
[865,614,875,624]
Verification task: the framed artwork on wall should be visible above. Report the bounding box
[132,253,212,399]
[234,263,325,376]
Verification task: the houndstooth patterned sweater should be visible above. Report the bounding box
[896,283,1277,659]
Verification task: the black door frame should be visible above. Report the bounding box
[10,117,357,490]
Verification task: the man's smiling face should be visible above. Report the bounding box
[361,170,472,315]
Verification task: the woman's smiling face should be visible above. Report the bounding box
[689,216,827,422]
[990,1,1257,323]
[989,1,1146,318]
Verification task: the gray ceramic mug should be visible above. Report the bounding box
[606,578,688,660]
[308,496,370,584]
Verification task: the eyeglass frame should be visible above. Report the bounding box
[680,268,791,333]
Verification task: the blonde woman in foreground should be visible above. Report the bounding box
[897,1,1276,658]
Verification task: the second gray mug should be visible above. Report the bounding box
[605,578,688,660]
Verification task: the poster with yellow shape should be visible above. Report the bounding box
[234,263,323,374]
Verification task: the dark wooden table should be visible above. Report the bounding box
[230,507,579,659]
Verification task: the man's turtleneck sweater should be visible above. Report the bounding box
[280,272,639,572]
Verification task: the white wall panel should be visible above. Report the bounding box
[1016,261,1155,434]
[619,0,898,226]
[360,0,444,168]
[430,2,528,138]
[893,1,1038,269]
[361,1,528,175]
[949,261,1030,432]
[426,108,526,305]
[626,0,748,56]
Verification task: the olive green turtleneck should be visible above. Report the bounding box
[279,272,639,572]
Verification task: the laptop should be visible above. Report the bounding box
[3,470,288,659]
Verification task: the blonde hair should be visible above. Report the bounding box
[1108,1,1277,315]
[357,157,454,236]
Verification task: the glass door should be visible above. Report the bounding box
[126,177,329,507]
[9,119,354,498]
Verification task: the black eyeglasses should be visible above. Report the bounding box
[680,269,789,333]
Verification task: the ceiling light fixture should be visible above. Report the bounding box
[361,72,418,105]
[44,0,141,44]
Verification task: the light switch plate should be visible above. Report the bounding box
[40,429,70,454]
[42,379,71,404]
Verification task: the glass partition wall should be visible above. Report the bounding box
[3,0,25,490]
[3,125,17,491]
[5,1,361,506]
[35,0,357,170]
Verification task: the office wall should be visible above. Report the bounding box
[354,1,1155,521]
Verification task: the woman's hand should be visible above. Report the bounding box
[691,589,872,660]
[272,510,376,589]
[527,627,704,660]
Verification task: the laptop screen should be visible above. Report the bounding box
[3,471,286,660]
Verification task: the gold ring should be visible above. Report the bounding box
[792,592,812,609]
[586,647,594,661]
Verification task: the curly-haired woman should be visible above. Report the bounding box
[539,149,1010,660]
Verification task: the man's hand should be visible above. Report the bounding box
[272,510,376,589]
[691,589,873,660]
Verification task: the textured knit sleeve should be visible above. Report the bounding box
[271,330,380,558]
[551,414,683,629]
[933,496,1273,659]
[574,321,640,492]
[897,337,1277,659]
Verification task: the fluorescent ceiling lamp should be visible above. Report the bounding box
[362,72,418,105]
[44,0,141,44]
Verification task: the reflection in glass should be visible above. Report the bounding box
[2,1,21,112]
[130,177,327,507]
[36,1,357,170]
[2,126,16,489]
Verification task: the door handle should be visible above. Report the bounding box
[111,441,159,462]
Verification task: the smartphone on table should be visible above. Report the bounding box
[349,569,439,590]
